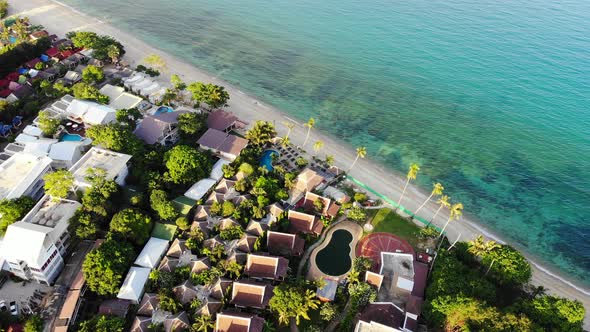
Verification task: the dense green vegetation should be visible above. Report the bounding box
[82,238,135,295]
[0,1,8,19]
[66,31,125,62]
[0,34,51,76]
[424,242,585,331]
[0,196,34,235]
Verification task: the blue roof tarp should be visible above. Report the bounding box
[17,68,28,75]
[40,54,50,62]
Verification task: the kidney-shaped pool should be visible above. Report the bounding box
[315,229,354,276]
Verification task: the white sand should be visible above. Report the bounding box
[8,0,589,327]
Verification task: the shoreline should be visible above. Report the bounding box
[8,0,589,327]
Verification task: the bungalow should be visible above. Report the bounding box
[197,128,248,161]
[189,257,211,275]
[25,58,41,69]
[354,303,410,332]
[163,312,190,332]
[287,210,323,236]
[166,239,189,258]
[267,231,305,256]
[130,316,151,332]
[288,168,326,204]
[66,99,117,125]
[244,254,289,281]
[134,237,169,269]
[158,256,179,273]
[29,30,49,41]
[69,147,132,190]
[215,178,236,194]
[210,278,233,300]
[137,293,159,316]
[196,298,222,317]
[215,312,265,332]
[230,280,273,309]
[37,67,60,82]
[45,47,61,61]
[117,266,151,303]
[245,220,268,237]
[207,109,246,132]
[98,299,130,318]
[134,111,188,146]
[236,234,259,253]
[99,84,145,111]
[172,280,199,305]
[6,84,35,103]
[48,142,84,169]
[193,205,213,221]
[62,70,82,84]
[302,191,340,218]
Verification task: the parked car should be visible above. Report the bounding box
[9,301,18,316]
[0,300,7,313]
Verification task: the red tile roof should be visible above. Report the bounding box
[230,281,273,309]
[198,128,248,157]
[215,312,264,332]
[267,231,305,256]
[244,254,289,280]
[288,210,322,235]
[46,47,60,57]
[207,109,241,132]
[25,58,41,68]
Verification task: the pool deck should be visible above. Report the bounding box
[307,220,363,281]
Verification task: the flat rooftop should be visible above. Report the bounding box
[69,147,132,184]
[23,196,81,229]
[0,153,52,200]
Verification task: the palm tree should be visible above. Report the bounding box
[262,320,277,332]
[283,121,295,139]
[313,140,324,156]
[191,315,214,332]
[468,235,500,275]
[438,202,463,239]
[349,146,367,171]
[0,22,10,42]
[430,195,451,223]
[414,182,444,216]
[106,44,120,64]
[301,117,315,149]
[278,135,290,148]
[325,154,335,166]
[397,163,420,210]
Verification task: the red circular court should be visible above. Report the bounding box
[356,233,415,269]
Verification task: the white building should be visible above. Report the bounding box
[117,266,151,303]
[134,237,169,269]
[0,196,81,284]
[66,99,117,126]
[68,147,132,190]
[0,152,53,201]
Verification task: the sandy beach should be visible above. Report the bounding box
[8,0,589,327]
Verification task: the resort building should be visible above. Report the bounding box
[99,84,146,110]
[198,128,249,161]
[134,111,188,145]
[287,210,323,236]
[301,191,340,218]
[66,99,117,126]
[0,196,81,284]
[207,109,246,133]
[69,147,132,190]
[117,266,151,303]
[244,254,289,281]
[134,237,170,269]
[130,316,151,332]
[215,312,265,332]
[0,152,53,200]
[356,252,429,332]
[266,231,305,256]
[288,168,326,204]
[173,280,199,305]
[230,280,273,309]
[164,312,191,332]
[48,141,84,169]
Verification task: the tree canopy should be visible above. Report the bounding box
[67,31,125,62]
[37,110,60,136]
[177,112,207,138]
[78,315,125,332]
[43,170,74,200]
[72,82,109,104]
[86,123,145,155]
[0,196,35,235]
[245,121,277,146]
[82,239,134,295]
[23,314,44,332]
[269,283,320,325]
[187,82,230,109]
[82,65,105,83]
[150,189,177,221]
[110,208,153,245]
[115,107,142,130]
[164,145,212,185]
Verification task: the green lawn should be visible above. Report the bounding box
[369,208,422,247]
[151,222,177,241]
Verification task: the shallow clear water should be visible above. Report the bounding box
[61,0,590,285]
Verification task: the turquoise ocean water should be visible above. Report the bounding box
[60,0,590,285]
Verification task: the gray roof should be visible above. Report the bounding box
[134,111,188,145]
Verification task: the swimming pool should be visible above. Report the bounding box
[260,149,279,171]
[154,106,174,115]
[60,134,83,142]
[315,229,354,276]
